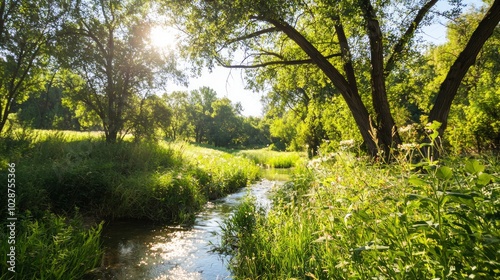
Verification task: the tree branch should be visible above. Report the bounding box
[333,16,357,89]
[385,0,439,76]
[225,27,278,44]
[215,53,342,69]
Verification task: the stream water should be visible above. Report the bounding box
[93,170,289,280]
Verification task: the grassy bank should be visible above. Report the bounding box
[221,152,500,279]
[0,213,102,280]
[236,148,305,168]
[0,130,261,278]
[0,131,260,222]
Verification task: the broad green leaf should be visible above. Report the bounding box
[477,173,493,186]
[445,192,475,208]
[436,166,453,180]
[408,175,427,186]
[465,160,485,174]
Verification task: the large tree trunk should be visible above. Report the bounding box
[429,0,500,137]
[360,0,402,155]
[267,18,382,156]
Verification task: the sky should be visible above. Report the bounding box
[165,0,484,117]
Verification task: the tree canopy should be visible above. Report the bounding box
[168,0,500,157]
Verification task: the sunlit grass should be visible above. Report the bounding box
[236,148,305,168]
[0,131,262,223]
[168,141,261,199]
[0,130,267,279]
[0,212,102,279]
[220,151,500,279]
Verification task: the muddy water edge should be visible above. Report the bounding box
[90,169,291,280]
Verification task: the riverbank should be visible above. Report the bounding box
[95,179,285,279]
[1,130,293,278]
[222,152,500,279]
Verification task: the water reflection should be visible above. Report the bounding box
[95,179,283,280]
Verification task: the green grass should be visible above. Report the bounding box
[0,131,261,223]
[0,212,102,280]
[169,142,261,199]
[0,130,263,279]
[236,148,305,168]
[219,152,500,279]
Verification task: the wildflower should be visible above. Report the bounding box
[339,139,355,147]
[398,143,419,150]
[398,124,413,133]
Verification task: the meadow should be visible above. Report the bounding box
[0,130,269,279]
[220,150,500,279]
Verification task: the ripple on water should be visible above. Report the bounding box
[96,179,284,280]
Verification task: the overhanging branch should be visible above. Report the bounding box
[215,53,342,69]
[225,27,279,44]
[385,0,439,76]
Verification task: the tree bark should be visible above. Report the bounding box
[265,17,380,156]
[429,0,500,137]
[360,0,402,156]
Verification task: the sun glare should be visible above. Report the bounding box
[149,26,177,49]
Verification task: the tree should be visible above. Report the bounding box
[209,97,242,147]
[129,94,172,141]
[0,0,63,134]
[187,87,217,143]
[164,91,191,140]
[168,0,500,157]
[428,0,500,137]
[58,0,182,143]
[419,6,500,153]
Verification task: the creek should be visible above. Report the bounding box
[93,169,290,280]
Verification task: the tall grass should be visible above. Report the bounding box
[0,131,261,224]
[0,130,263,279]
[0,212,102,279]
[169,142,261,199]
[220,151,500,279]
[236,148,305,168]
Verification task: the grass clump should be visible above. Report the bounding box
[171,142,261,199]
[236,148,305,168]
[220,151,500,279]
[0,212,102,279]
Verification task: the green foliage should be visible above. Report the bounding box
[0,0,63,134]
[129,94,173,142]
[0,130,260,223]
[219,150,500,279]
[165,87,270,148]
[0,212,102,279]
[236,149,305,168]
